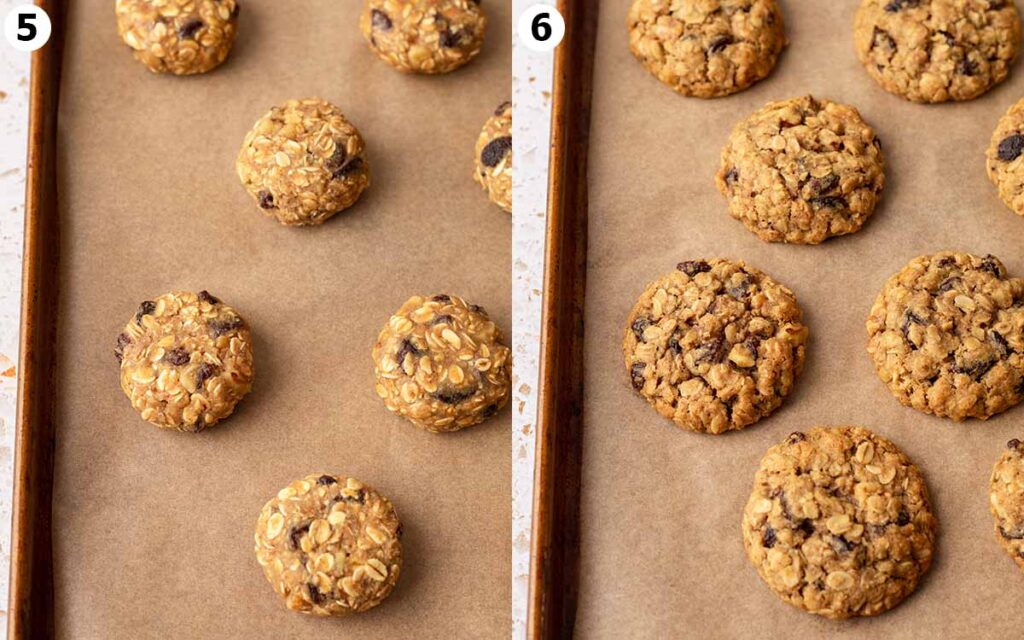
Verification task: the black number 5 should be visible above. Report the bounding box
[531,12,551,42]
[17,13,37,42]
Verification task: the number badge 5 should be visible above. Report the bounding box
[4,4,51,52]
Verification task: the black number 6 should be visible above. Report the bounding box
[531,11,551,42]
[17,12,37,42]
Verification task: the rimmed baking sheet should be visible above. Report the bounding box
[50,1,511,636]
[578,1,1024,637]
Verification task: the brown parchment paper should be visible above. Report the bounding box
[51,2,510,637]
[579,1,1024,637]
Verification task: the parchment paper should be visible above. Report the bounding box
[52,2,510,637]
[579,1,1024,637]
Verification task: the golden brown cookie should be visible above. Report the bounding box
[716,95,886,245]
[627,0,786,98]
[115,290,253,432]
[254,474,402,616]
[986,97,1024,216]
[623,259,807,434]
[236,98,370,226]
[115,0,240,75]
[990,438,1024,570]
[373,294,511,433]
[473,100,512,213]
[743,426,937,619]
[853,0,1021,103]
[359,0,487,74]
[866,251,1024,421]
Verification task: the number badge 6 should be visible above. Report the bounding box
[517,4,565,53]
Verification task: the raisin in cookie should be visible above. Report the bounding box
[373,294,511,433]
[237,98,370,226]
[854,0,1021,103]
[867,252,1024,421]
[255,474,402,616]
[115,290,253,432]
[627,0,785,98]
[623,259,807,434]
[743,427,937,619]
[474,100,512,213]
[716,95,886,245]
[987,97,1024,216]
[360,0,486,74]
[990,439,1024,569]
[115,0,240,75]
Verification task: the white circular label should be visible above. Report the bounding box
[517,4,565,53]
[4,4,51,52]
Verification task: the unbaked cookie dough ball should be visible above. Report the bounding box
[359,0,487,74]
[474,100,512,213]
[373,294,512,433]
[115,290,253,432]
[627,0,786,98]
[255,474,403,616]
[115,0,240,75]
[236,98,371,226]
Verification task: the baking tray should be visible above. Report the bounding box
[560,0,1024,637]
[10,1,511,637]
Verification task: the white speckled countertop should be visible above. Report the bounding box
[511,1,553,637]
[0,29,30,628]
[0,5,551,635]
[0,34,29,630]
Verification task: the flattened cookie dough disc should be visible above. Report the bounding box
[716,95,886,245]
[627,0,786,98]
[254,474,403,616]
[623,259,808,434]
[360,0,487,74]
[866,252,1024,421]
[743,427,937,619]
[474,100,512,213]
[854,0,1021,103]
[115,0,240,75]
[373,294,512,433]
[987,97,1024,216]
[990,439,1024,569]
[237,98,371,226]
[115,290,253,432]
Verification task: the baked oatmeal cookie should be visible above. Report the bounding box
[866,252,1024,421]
[716,95,886,245]
[360,0,487,74]
[255,474,402,616]
[987,97,1024,216]
[115,0,240,75]
[237,98,370,226]
[743,427,937,618]
[373,294,511,433]
[853,0,1021,103]
[115,290,253,432]
[627,0,786,98]
[990,439,1024,570]
[474,100,512,213]
[623,259,807,434]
